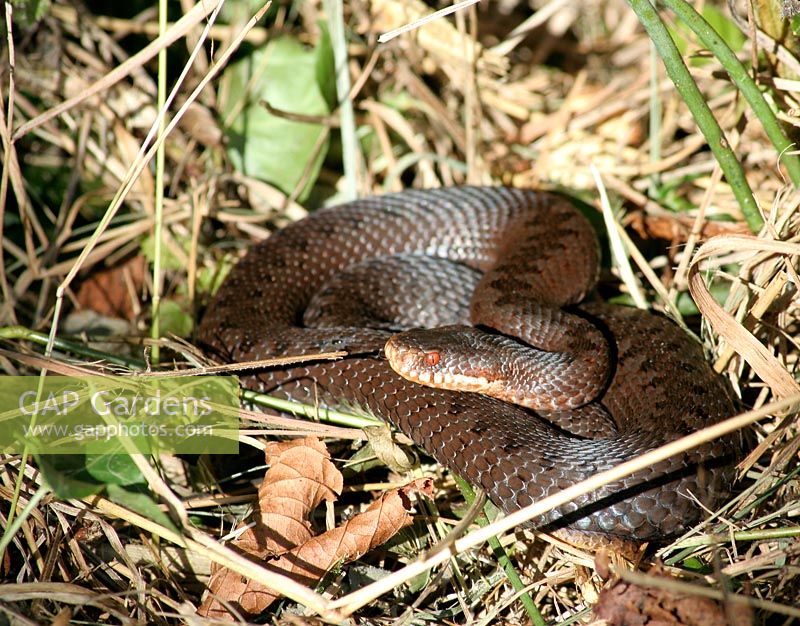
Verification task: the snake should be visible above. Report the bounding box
[198,186,742,543]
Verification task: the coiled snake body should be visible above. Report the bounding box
[199,187,741,542]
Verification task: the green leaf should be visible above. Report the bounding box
[700,6,745,53]
[140,234,184,271]
[156,300,193,338]
[11,0,51,28]
[220,36,331,201]
[681,556,712,573]
[85,453,146,486]
[668,5,745,66]
[315,23,337,110]
[379,89,426,113]
[197,253,237,297]
[219,0,277,23]
[107,483,179,535]
[36,455,103,499]
[675,280,731,316]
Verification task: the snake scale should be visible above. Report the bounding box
[198,186,742,542]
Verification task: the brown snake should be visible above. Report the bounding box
[198,186,742,542]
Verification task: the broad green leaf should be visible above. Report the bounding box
[36,455,103,499]
[156,299,193,338]
[107,483,179,535]
[11,0,51,28]
[85,453,146,487]
[141,234,184,271]
[220,36,331,201]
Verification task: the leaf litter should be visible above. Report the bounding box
[197,437,432,619]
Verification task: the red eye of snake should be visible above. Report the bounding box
[424,351,440,367]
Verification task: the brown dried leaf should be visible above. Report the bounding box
[235,438,346,559]
[198,477,432,620]
[75,255,146,320]
[255,438,344,557]
[197,437,343,618]
[626,211,749,244]
[592,567,753,626]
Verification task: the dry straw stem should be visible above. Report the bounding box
[592,164,648,310]
[83,495,333,617]
[45,2,270,366]
[0,583,136,623]
[140,351,349,377]
[377,0,480,43]
[688,235,800,398]
[0,3,23,320]
[11,0,225,142]
[671,165,725,296]
[49,3,272,47]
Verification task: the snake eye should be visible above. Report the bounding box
[424,351,440,367]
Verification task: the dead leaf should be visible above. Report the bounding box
[244,438,344,557]
[688,235,800,398]
[198,472,432,620]
[363,424,416,472]
[76,255,146,320]
[626,211,749,244]
[198,437,343,618]
[591,567,754,626]
[178,102,223,147]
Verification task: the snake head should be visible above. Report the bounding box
[384,325,523,398]
[385,325,586,410]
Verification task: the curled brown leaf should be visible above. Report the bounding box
[197,434,432,620]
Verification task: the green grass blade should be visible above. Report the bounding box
[664,0,800,188]
[627,0,764,232]
[454,476,544,626]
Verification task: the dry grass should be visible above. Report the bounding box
[1,0,799,624]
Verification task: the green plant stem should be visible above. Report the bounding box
[242,389,380,429]
[626,0,764,233]
[670,525,800,552]
[0,326,142,367]
[326,0,358,201]
[150,0,168,365]
[454,476,544,626]
[648,0,662,194]
[663,0,800,188]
